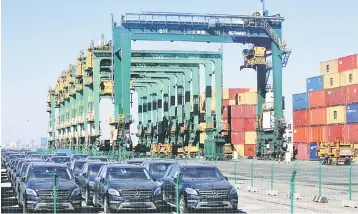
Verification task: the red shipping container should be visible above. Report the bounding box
[229,88,250,99]
[344,124,358,142]
[293,127,309,142]
[309,108,326,125]
[230,105,256,118]
[346,84,358,104]
[309,126,327,142]
[222,106,229,119]
[222,99,229,106]
[326,87,346,106]
[230,118,255,131]
[231,131,245,144]
[308,90,326,108]
[338,54,358,72]
[293,110,308,127]
[244,144,256,157]
[295,143,309,160]
[327,125,344,142]
[244,118,256,131]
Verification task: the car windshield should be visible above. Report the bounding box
[29,166,71,180]
[181,167,224,180]
[88,164,104,176]
[149,163,173,175]
[73,162,86,173]
[107,167,150,181]
[52,157,71,163]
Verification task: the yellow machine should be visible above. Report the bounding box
[317,142,354,165]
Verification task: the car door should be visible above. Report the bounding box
[93,165,104,205]
[97,165,107,205]
[79,163,88,193]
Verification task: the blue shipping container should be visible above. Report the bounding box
[292,93,308,110]
[346,103,358,123]
[306,76,324,92]
[309,143,319,161]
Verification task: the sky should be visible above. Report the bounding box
[2,0,358,145]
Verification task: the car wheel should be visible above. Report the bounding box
[179,195,188,214]
[85,188,92,205]
[104,195,111,214]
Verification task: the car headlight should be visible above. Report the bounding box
[230,187,238,195]
[26,188,37,196]
[185,188,198,196]
[153,187,162,195]
[89,181,94,187]
[71,188,81,196]
[108,188,120,196]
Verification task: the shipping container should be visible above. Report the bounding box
[222,99,229,106]
[249,88,257,93]
[338,54,358,72]
[236,92,257,105]
[344,124,358,142]
[340,69,358,86]
[308,90,326,108]
[229,88,250,99]
[309,108,326,125]
[233,144,244,157]
[200,133,206,144]
[320,59,339,76]
[346,103,358,123]
[326,105,346,124]
[244,131,257,145]
[230,105,256,118]
[292,93,308,110]
[327,125,344,142]
[231,131,245,144]
[293,110,308,127]
[231,118,255,131]
[222,88,229,100]
[325,87,346,106]
[229,100,236,105]
[309,126,327,142]
[309,143,319,161]
[307,76,324,92]
[293,127,309,142]
[199,123,207,131]
[346,84,358,104]
[296,143,309,160]
[323,73,340,89]
[222,106,228,119]
[244,144,256,157]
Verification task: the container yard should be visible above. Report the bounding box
[293,54,358,164]
[2,0,358,213]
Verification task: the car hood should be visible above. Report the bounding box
[109,180,158,191]
[27,179,78,191]
[182,179,233,190]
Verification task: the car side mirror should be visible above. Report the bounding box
[100,177,105,183]
[225,176,228,181]
[173,177,179,183]
[83,173,87,177]
[21,177,25,182]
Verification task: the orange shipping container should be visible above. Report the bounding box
[293,127,309,143]
[244,144,256,157]
[308,90,326,108]
[309,126,327,142]
[309,108,326,125]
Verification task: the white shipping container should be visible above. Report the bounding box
[100,99,114,140]
[263,111,274,130]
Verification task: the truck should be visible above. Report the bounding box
[317,142,354,165]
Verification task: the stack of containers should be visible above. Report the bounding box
[229,89,257,157]
[293,54,358,160]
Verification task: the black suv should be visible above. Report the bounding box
[70,154,89,161]
[69,159,87,180]
[121,159,145,165]
[78,161,107,205]
[161,163,238,213]
[49,156,72,167]
[19,163,82,212]
[141,159,176,180]
[92,164,164,212]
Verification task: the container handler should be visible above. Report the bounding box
[317,142,354,165]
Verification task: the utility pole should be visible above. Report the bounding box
[260,0,265,12]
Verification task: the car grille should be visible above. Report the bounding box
[37,189,70,201]
[120,189,153,198]
[198,189,229,197]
